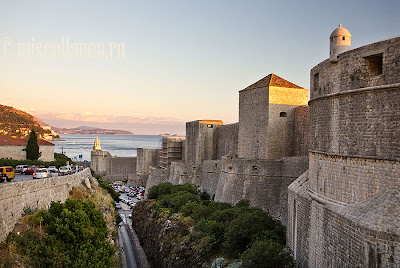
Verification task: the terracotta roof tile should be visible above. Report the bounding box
[0,135,54,146]
[242,73,304,91]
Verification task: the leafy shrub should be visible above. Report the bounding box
[200,191,210,200]
[194,219,226,252]
[15,199,115,267]
[98,180,120,202]
[235,199,250,207]
[179,200,198,216]
[143,182,293,266]
[223,209,277,257]
[241,239,294,268]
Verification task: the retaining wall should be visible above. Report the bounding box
[0,168,93,242]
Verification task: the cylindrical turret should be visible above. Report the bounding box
[329,24,351,62]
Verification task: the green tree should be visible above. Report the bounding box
[25,129,41,160]
[241,239,294,268]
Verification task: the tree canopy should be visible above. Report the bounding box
[26,129,41,160]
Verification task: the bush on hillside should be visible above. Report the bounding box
[98,180,120,202]
[145,182,293,266]
[241,239,294,268]
[13,199,115,267]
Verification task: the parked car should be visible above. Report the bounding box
[115,203,122,209]
[15,165,29,174]
[23,166,37,175]
[59,166,72,176]
[33,168,50,179]
[0,166,15,182]
[48,166,58,173]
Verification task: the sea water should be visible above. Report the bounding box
[52,134,162,162]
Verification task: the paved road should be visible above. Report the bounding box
[118,192,139,268]
[2,173,64,184]
[119,222,138,268]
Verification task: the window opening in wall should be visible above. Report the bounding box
[280,112,287,117]
[251,165,258,171]
[365,53,383,76]
[342,36,345,40]
[207,124,213,128]
[313,72,319,91]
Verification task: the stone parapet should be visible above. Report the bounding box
[0,168,94,242]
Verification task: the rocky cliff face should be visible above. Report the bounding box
[132,200,208,268]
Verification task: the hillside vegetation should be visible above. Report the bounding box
[0,183,120,267]
[0,104,55,138]
[133,182,294,268]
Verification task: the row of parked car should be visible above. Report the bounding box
[0,165,85,182]
[113,184,145,199]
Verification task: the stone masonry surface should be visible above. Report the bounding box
[288,36,400,267]
[0,168,94,242]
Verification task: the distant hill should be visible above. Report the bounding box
[0,104,133,137]
[0,104,58,139]
[52,126,134,135]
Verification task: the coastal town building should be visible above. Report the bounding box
[0,135,54,161]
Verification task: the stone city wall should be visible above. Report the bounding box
[168,160,222,198]
[109,156,137,177]
[185,121,220,164]
[265,103,296,159]
[145,168,169,197]
[310,36,400,99]
[288,172,400,267]
[287,36,400,267]
[309,152,399,204]
[217,123,239,159]
[309,85,400,159]
[238,87,269,159]
[214,156,308,225]
[293,105,310,156]
[0,168,94,242]
[146,156,308,226]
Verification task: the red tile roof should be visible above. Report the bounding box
[242,73,304,91]
[0,135,54,146]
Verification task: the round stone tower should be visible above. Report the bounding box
[329,24,351,62]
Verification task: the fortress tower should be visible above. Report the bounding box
[186,120,223,164]
[238,74,308,159]
[93,136,101,150]
[329,24,351,62]
[287,28,400,267]
[90,137,110,176]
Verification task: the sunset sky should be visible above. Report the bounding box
[1,0,399,135]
